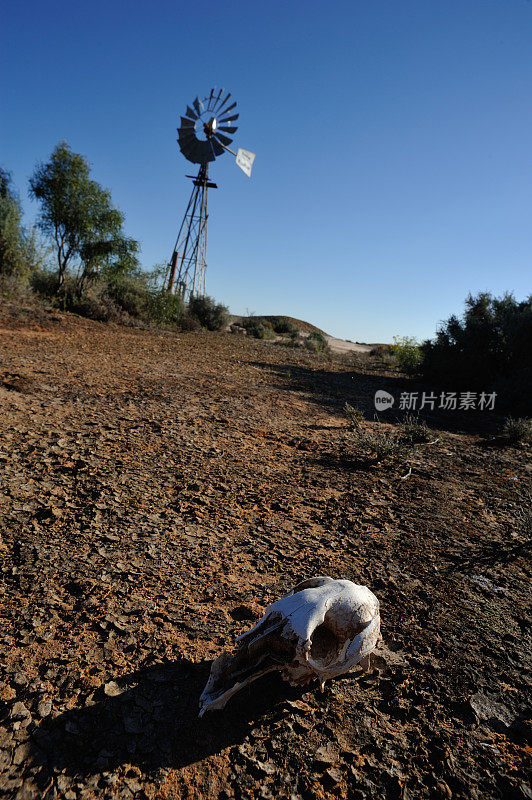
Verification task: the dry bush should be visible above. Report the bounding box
[400,414,433,444]
[344,402,365,425]
[502,417,532,444]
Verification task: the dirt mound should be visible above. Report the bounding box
[229,314,328,335]
[262,315,328,335]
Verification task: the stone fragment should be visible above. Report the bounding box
[104,681,122,697]
[37,700,52,718]
[11,702,30,720]
[469,692,514,729]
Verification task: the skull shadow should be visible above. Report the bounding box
[27,653,308,782]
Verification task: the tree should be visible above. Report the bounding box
[0,167,24,277]
[29,141,139,291]
[421,291,532,412]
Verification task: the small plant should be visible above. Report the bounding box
[188,295,229,331]
[400,414,432,444]
[241,316,276,339]
[304,331,329,354]
[30,269,60,297]
[344,402,365,426]
[146,290,184,326]
[391,336,423,374]
[272,319,297,335]
[179,313,202,332]
[502,417,532,444]
[349,425,409,461]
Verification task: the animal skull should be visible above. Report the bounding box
[199,576,380,715]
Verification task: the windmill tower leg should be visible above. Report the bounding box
[167,164,216,300]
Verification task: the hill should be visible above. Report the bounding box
[229,314,328,335]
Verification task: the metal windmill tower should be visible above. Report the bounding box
[166,89,255,299]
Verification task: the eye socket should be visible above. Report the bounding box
[310,624,339,663]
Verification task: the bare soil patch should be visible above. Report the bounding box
[0,316,530,800]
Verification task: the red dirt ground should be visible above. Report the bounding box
[0,306,530,800]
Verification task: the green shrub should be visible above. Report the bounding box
[68,285,121,322]
[188,295,229,331]
[391,336,423,374]
[241,316,275,339]
[304,331,329,353]
[272,319,297,335]
[30,269,60,297]
[179,313,202,332]
[0,273,33,300]
[421,292,532,413]
[106,276,150,318]
[502,417,532,444]
[145,290,184,326]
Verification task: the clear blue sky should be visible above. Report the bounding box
[2,0,531,341]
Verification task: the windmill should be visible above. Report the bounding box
[166,89,255,298]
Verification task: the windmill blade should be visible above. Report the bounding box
[217,99,236,118]
[195,140,216,163]
[178,126,196,139]
[178,130,196,143]
[206,88,216,110]
[210,89,224,111]
[179,116,195,130]
[214,91,231,113]
[213,132,233,146]
[219,113,239,124]
[178,135,197,149]
[193,97,202,116]
[219,125,238,134]
[178,141,199,162]
[211,140,225,157]
[185,105,199,120]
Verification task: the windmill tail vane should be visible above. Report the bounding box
[166,89,256,298]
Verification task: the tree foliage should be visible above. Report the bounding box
[0,167,25,277]
[421,292,532,412]
[29,141,139,291]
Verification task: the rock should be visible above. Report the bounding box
[470,575,507,596]
[314,745,338,768]
[13,742,31,765]
[469,692,515,729]
[371,641,407,670]
[56,775,72,792]
[321,767,343,788]
[11,702,30,720]
[519,783,532,800]
[37,700,52,718]
[255,761,276,776]
[104,681,122,697]
[435,780,452,799]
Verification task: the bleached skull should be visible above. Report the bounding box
[199,576,380,715]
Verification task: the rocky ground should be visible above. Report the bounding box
[0,306,530,800]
